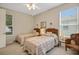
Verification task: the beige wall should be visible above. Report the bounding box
[6,9,34,44]
[78,6,79,32]
[0,9,6,48]
[34,3,78,29]
[6,9,34,35]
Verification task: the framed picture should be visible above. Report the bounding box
[40,21,46,28]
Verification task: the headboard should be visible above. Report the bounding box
[46,28,58,36]
[34,28,58,36]
[34,28,40,34]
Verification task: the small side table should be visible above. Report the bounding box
[59,36,70,47]
[59,40,65,47]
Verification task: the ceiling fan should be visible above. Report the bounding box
[25,3,40,10]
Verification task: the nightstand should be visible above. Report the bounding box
[59,36,70,47]
[59,40,65,47]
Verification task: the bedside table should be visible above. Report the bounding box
[59,40,65,47]
[59,36,70,47]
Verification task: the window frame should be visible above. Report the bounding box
[59,7,78,37]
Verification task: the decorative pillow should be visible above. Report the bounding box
[71,40,76,45]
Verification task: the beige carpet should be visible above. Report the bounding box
[0,43,27,55]
[0,42,78,55]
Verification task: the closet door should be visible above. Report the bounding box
[0,9,6,48]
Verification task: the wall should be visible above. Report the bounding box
[78,7,79,32]
[0,8,6,48]
[6,9,34,44]
[34,3,78,29]
[6,9,34,35]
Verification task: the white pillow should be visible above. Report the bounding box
[45,32,52,36]
[34,32,39,36]
[45,32,58,38]
[40,28,46,35]
[32,30,39,36]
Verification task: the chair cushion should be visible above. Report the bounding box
[71,40,76,45]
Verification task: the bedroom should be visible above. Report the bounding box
[0,3,79,55]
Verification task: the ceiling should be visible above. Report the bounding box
[0,3,63,16]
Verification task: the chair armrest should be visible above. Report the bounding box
[65,38,72,44]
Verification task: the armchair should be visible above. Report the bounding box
[65,33,79,52]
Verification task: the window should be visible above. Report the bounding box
[60,7,79,36]
[6,14,13,35]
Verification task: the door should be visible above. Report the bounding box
[0,9,6,48]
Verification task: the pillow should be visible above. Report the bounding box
[45,32,52,36]
[40,28,46,35]
[71,40,76,45]
[45,32,58,39]
[33,30,39,36]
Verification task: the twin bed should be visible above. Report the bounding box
[16,28,59,55]
[16,32,39,45]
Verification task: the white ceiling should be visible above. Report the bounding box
[0,3,62,16]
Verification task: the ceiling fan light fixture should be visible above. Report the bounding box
[25,3,39,10]
[26,4,30,8]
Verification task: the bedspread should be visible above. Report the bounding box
[16,33,36,45]
[23,36,58,55]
